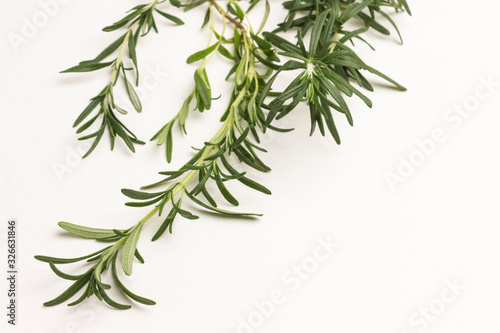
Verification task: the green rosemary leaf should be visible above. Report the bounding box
[232,2,245,21]
[233,147,269,173]
[121,189,164,200]
[94,33,127,62]
[201,8,211,28]
[96,236,123,243]
[233,26,241,55]
[320,96,341,144]
[58,222,117,240]
[194,68,212,109]
[134,249,145,264]
[91,278,103,301]
[166,125,174,162]
[178,95,192,134]
[48,263,92,281]
[262,32,301,54]
[169,0,181,8]
[309,9,329,56]
[220,156,272,195]
[215,173,239,206]
[76,114,99,134]
[98,286,132,310]
[151,122,169,142]
[35,247,111,264]
[93,259,111,290]
[155,9,184,25]
[259,71,279,105]
[316,76,352,124]
[191,166,213,195]
[114,105,129,115]
[201,187,218,207]
[125,196,164,207]
[67,284,92,307]
[61,61,114,73]
[365,65,407,91]
[102,10,141,32]
[339,0,373,23]
[187,43,218,64]
[183,164,206,170]
[122,225,143,275]
[399,0,412,15]
[73,96,103,127]
[322,56,363,69]
[237,176,272,195]
[325,71,372,107]
[128,31,139,84]
[251,33,272,50]
[186,191,262,217]
[113,229,128,237]
[124,75,142,112]
[158,170,186,177]
[203,147,226,161]
[357,12,390,35]
[268,80,305,108]
[230,127,250,149]
[108,116,136,152]
[111,255,155,305]
[350,68,373,91]
[43,275,91,307]
[172,199,199,220]
[78,129,102,142]
[218,44,234,60]
[151,209,176,241]
[81,123,105,158]
[339,27,369,43]
[256,0,270,34]
[377,10,403,44]
[247,0,262,13]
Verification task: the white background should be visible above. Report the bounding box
[1,1,500,332]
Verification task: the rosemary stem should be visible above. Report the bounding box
[103,236,128,259]
[122,107,237,241]
[176,146,215,191]
[109,21,139,87]
[208,0,247,32]
[108,0,158,87]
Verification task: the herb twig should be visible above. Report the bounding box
[37,0,411,309]
[62,0,184,157]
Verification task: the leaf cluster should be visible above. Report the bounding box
[35,222,155,309]
[152,0,279,161]
[63,0,184,157]
[261,0,409,143]
[277,0,410,40]
[37,0,411,310]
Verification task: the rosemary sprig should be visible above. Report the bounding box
[262,0,410,143]
[37,1,276,308]
[37,0,410,309]
[62,0,184,158]
[150,0,277,162]
[35,91,271,308]
[277,0,411,40]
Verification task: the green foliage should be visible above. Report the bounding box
[262,0,410,143]
[63,0,184,157]
[37,0,410,309]
[36,235,154,308]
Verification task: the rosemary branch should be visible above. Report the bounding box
[61,0,184,157]
[36,0,411,309]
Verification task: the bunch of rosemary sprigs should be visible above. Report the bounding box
[36,0,411,309]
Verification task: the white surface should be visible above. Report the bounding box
[1,1,500,332]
